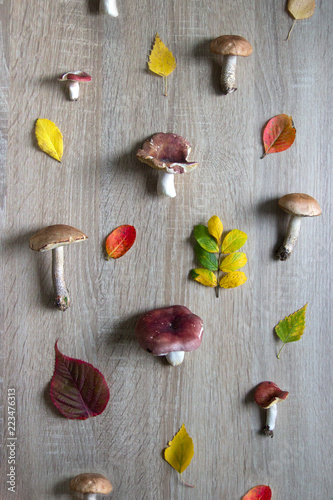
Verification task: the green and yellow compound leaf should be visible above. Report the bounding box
[193,225,219,253]
[275,303,308,358]
[35,118,63,162]
[208,215,223,244]
[190,268,217,287]
[164,424,194,487]
[219,271,247,289]
[220,252,247,272]
[221,230,247,254]
[148,33,177,96]
[195,244,219,271]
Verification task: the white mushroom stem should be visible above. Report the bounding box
[68,81,80,101]
[52,247,70,311]
[166,351,185,367]
[157,172,176,198]
[73,494,99,500]
[276,215,302,261]
[221,55,237,94]
[264,405,278,437]
[100,0,119,16]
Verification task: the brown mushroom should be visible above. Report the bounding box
[70,473,112,500]
[136,133,198,198]
[58,71,92,101]
[276,193,321,261]
[29,224,87,311]
[135,305,204,366]
[209,35,253,94]
[254,381,289,437]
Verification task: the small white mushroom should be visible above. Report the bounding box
[100,0,118,16]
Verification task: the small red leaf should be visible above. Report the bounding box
[106,225,136,259]
[262,114,296,158]
[50,342,110,420]
[242,485,272,500]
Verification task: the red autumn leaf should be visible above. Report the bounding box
[105,225,136,259]
[242,485,272,500]
[261,114,296,158]
[50,341,110,420]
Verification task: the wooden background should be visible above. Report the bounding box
[1,0,332,498]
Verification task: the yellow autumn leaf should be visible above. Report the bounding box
[219,271,247,289]
[208,215,223,244]
[220,252,247,273]
[164,424,194,474]
[221,229,247,254]
[287,0,315,39]
[190,268,217,287]
[148,33,176,96]
[35,119,63,162]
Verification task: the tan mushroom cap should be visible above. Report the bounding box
[29,224,87,252]
[70,473,113,495]
[210,35,253,56]
[278,193,322,217]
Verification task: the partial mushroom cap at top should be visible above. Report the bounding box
[58,71,92,83]
[278,193,322,217]
[136,133,198,174]
[70,473,113,495]
[254,381,289,409]
[29,224,88,252]
[210,35,253,57]
[135,305,204,356]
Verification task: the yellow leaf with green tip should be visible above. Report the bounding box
[220,252,247,272]
[164,424,194,474]
[208,215,223,244]
[221,229,247,254]
[275,303,308,358]
[190,268,217,287]
[219,271,247,288]
[35,118,63,162]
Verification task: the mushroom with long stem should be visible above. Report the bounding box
[70,473,113,500]
[29,224,87,311]
[254,381,289,438]
[276,193,321,261]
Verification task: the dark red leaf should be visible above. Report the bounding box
[50,341,110,420]
[242,485,272,500]
[106,225,136,259]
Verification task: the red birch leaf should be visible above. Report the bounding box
[105,225,136,259]
[50,341,110,420]
[261,114,296,158]
[242,485,272,500]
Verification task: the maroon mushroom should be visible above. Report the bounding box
[135,305,204,366]
[254,381,289,437]
[58,71,92,101]
[136,133,198,198]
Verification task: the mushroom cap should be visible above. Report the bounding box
[254,381,289,409]
[278,193,322,217]
[136,133,198,174]
[29,224,88,252]
[70,473,112,495]
[58,71,92,82]
[135,305,204,356]
[210,35,253,56]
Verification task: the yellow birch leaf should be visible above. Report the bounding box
[35,119,63,162]
[275,303,308,358]
[220,252,247,272]
[288,0,315,19]
[219,271,247,288]
[190,268,217,287]
[148,33,176,96]
[208,215,223,244]
[164,424,194,474]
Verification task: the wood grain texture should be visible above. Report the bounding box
[1,0,332,498]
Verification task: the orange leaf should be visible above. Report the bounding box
[261,114,296,158]
[105,225,136,259]
[242,485,272,500]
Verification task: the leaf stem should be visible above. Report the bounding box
[277,343,285,359]
[164,76,168,97]
[287,19,296,41]
[216,251,222,298]
[180,474,195,488]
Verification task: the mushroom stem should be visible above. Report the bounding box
[221,55,237,94]
[166,351,185,367]
[100,0,119,16]
[52,247,70,311]
[276,215,302,261]
[73,494,98,500]
[157,172,176,198]
[264,405,278,438]
[68,81,80,101]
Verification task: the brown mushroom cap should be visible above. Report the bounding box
[58,71,92,82]
[70,473,112,494]
[278,193,322,217]
[254,381,289,409]
[135,305,204,356]
[29,224,87,252]
[136,133,198,174]
[210,35,253,56]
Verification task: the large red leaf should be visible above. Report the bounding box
[242,485,272,500]
[50,342,110,420]
[106,225,136,259]
[261,114,296,158]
